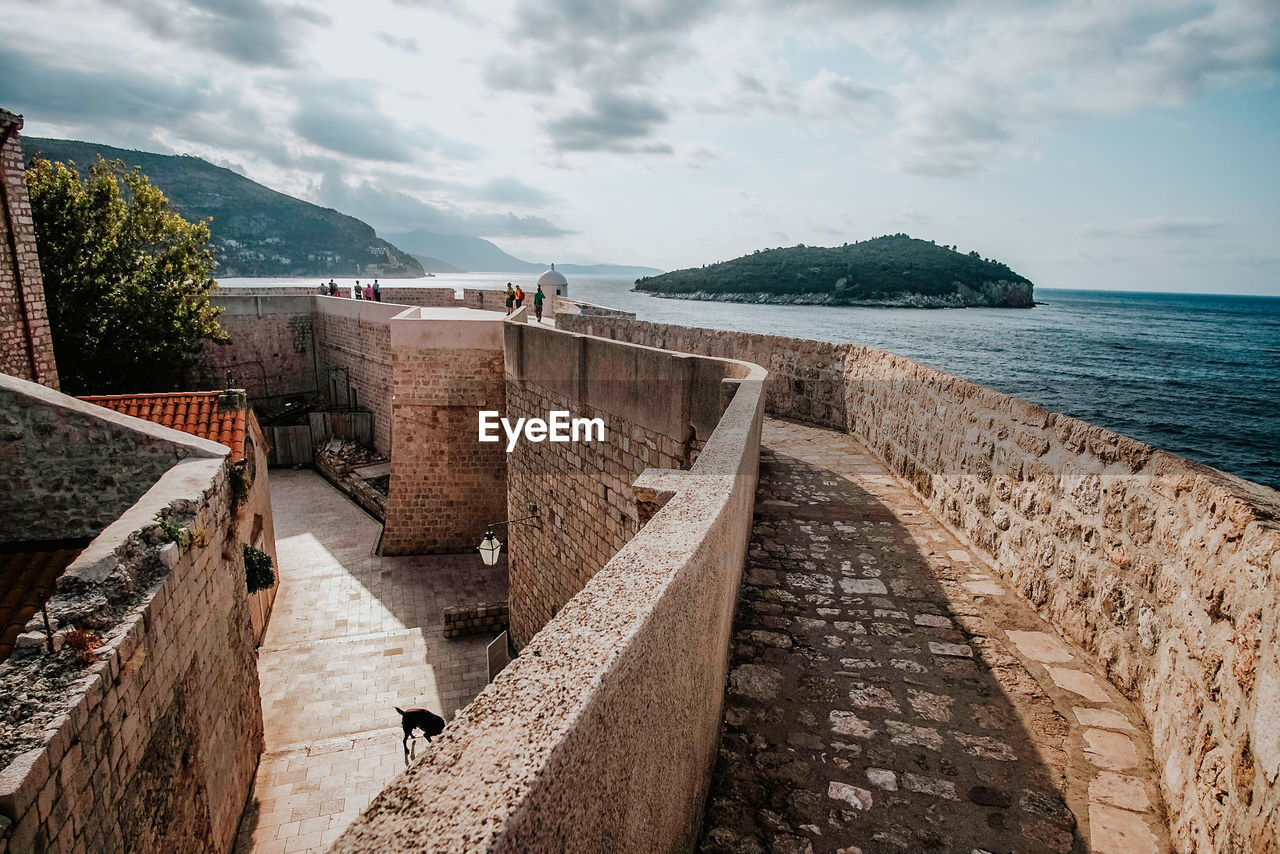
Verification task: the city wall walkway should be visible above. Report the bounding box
[701,419,1171,854]
[234,470,505,854]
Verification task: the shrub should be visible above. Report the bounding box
[244,545,275,594]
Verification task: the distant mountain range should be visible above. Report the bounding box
[385,228,662,277]
[24,137,423,278]
[22,136,661,279]
[635,235,1035,308]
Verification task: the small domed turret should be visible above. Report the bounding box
[536,263,568,296]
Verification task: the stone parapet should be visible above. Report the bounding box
[559,311,848,428]
[556,305,1280,854]
[501,321,746,646]
[332,323,767,853]
[0,374,228,543]
[0,377,262,854]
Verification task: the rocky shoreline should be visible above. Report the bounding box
[636,279,1035,309]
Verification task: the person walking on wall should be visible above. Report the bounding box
[328,279,337,296]
[364,281,374,300]
[354,280,362,299]
[534,284,546,322]
[373,279,382,301]
[514,284,525,309]
[505,283,515,315]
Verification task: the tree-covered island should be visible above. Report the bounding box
[634,235,1035,308]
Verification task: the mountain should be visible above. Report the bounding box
[410,254,466,274]
[23,137,423,278]
[387,228,663,277]
[634,235,1035,308]
[389,229,537,273]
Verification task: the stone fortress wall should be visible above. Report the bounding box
[208,291,512,457]
[310,298,401,454]
[559,307,1280,854]
[206,296,319,405]
[0,376,264,854]
[208,294,514,554]
[0,382,213,543]
[381,307,508,555]
[332,319,767,852]
[0,110,58,390]
[502,319,733,646]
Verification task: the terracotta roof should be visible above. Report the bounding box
[78,391,247,460]
[0,541,89,662]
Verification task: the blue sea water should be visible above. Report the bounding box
[221,275,1280,490]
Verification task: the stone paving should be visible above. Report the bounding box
[701,419,1170,854]
[234,470,506,854]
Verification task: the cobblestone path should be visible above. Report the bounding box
[234,471,505,854]
[700,420,1170,854]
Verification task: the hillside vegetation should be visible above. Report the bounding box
[24,137,423,278]
[635,235,1034,307]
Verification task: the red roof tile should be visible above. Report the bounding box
[0,542,89,662]
[78,391,248,461]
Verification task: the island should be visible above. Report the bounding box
[634,235,1035,308]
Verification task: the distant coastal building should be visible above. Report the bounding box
[537,263,568,299]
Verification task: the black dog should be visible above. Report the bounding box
[394,706,445,764]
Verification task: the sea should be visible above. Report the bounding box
[219,274,1280,491]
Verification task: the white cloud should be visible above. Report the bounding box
[881,0,1280,175]
[3,0,1277,289]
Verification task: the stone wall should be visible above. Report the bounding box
[841,347,1280,854]
[382,311,507,555]
[558,310,848,428]
[378,286,464,307]
[0,110,58,389]
[239,413,278,645]
[556,307,1280,854]
[312,299,401,455]
[206,295,318,403]
[442,602,508,639]
[0,375,220,543]
[0,378,262,854]
[206,297,515,557]
[333,328,766,854]
[503,321,743,646]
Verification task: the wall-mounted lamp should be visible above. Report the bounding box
[477,504,540,566]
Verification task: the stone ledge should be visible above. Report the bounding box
[443,601,509,638]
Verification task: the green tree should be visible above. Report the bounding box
[26,156,228,394]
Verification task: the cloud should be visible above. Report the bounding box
[0,43,213,131]
[484,0,728,151]
[375,32,419,54]
[546,92,673,153]
[476,177,553,205]
[697,68,888,126]
[318,176,573,238]
[117,0,330,68]
[482,57,558,95]
[883,0,1280,175]
[289,79,483,163]
[1076,217,1226,238]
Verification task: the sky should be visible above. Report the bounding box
[2,0,1279,294]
